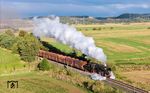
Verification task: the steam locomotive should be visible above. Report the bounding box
[38,50,111,78]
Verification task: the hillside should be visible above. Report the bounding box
[25,13,150,24]
[116,13,150,19]
[1,13,150,31]
[0,72,87,93]
[0,47,90,93]
[0,48,25,74]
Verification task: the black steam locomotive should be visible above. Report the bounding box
[83,62,112,78]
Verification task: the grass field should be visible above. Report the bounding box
[0,48,89,93]
[0,22,150,92]
[0,48,25,74]
[41,23,150,65]
[0,72,88,93]
[41,23,150,90]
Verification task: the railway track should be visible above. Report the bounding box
[105,78,149,93]
[38,57,149,93]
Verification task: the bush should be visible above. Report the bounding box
[107,62,116,71]
[5,29,15,36]
[11,42,19,53]
[19,30,27,37]
[17,34,41,62]
[0,31,43,62]
[38,59,50,71]
[0,34,16,49]
[93,28,97,30]
[110,27,114,29]
[82,80,122,93]
[98,27,101,30]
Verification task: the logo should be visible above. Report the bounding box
[7,81,18,89]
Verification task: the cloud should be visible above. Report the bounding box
[111,4,150,9]
[2,0,150,6]
[1,0,150,17]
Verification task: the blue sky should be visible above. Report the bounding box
[1,0,150,18]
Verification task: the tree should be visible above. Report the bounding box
[93,28,97,30]
[71,49,77,57]
[110,27,114,29]
[38,59,50,71]
[5,29,15,36]
[98,27,101,30]
[17,34,41,62]
[0,34,16,49]
[19,30,27,37]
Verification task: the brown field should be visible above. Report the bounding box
[82,30,150,38]
[122,71,150,90]
[122,71,150,83]
[97,42,141,53]
[75,22,150,27]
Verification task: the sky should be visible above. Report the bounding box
[0,0,150,18]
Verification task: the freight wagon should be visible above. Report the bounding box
[38,50,111,78]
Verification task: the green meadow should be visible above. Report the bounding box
[0,48,88,93]
[0,48,25,74]
[0,22,150,92]
[0,72,87,93]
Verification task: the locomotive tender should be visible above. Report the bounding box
[38,50,111,78]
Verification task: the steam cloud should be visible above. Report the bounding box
[33,16,107,64]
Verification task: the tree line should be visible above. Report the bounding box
[0,30,42,62]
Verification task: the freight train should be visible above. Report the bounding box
[38,50,112,78]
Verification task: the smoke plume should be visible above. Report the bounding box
[33,16,107,64]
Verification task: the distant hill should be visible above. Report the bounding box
[116,13,150,19]
[26,13,150,24]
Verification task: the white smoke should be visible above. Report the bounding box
[91,71,115,80]
[33,16,107,63]
[91,73,106,80]
[109,71,115,79]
